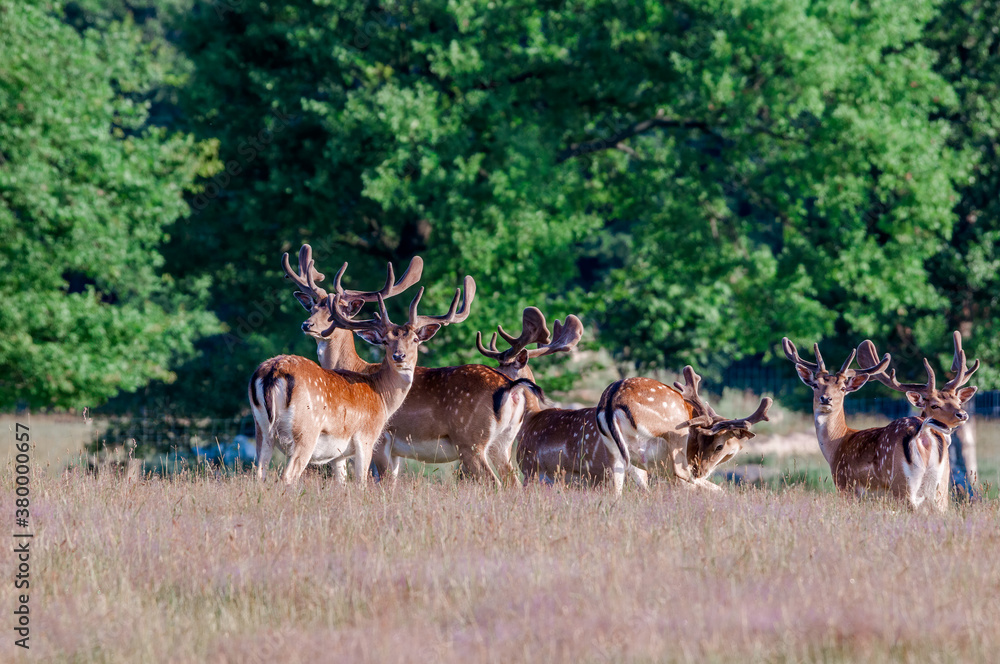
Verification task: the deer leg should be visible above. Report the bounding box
[353,435,377,487]
[330,458,348,485]
[458,445,501,486]
[488,440,520,487]
[610,457,626,497]
[282,426,319,485]
[371,433,395,482]
[667,438,698,485]
[628,465,650,492]
[255,424,273,481]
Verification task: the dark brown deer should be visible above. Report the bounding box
[475,308,584,482]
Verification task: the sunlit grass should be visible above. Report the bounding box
[1,464,998,663]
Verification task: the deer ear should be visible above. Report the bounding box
[737,430,756,440]
[957,386,978,403]
[905,391,925,408]
[512,349,530,370]
[293,291,313,311]
[843,373,870,393]
[415,323,442,342]
[343,298,365,318]
[355,329,385,347]
[794,365,816,387]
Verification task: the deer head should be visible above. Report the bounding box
[282,244,424,339]
[857,331,979,432]
[323,277,476,378]
[475,308,584,381]
[672,366,772,479]
[783,338,889,415]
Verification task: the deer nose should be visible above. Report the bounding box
[392,352,405,363]
[819,396,832,406]
[301,321,312,332]
[957,411,969,421]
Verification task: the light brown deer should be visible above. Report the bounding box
[594,368,771,495]
[853,332,979,510]
[372,311,547,485]
[672,367,772,483]
[783,336,973,511]
[282,244,423,373]
[282,246,543,486]
[475,307,585,481]
[249,277,473,485]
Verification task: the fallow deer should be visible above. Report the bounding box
[475,307,585,482]
[853,332,979,510]
[672,367,772,483]
[594,368,772,495]
[249,277,473,485]
[783,336,974,511]
[282,246,544,486]
[281,244,423,480]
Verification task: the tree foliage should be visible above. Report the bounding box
[5,0,999,414]
[0,0,218,409]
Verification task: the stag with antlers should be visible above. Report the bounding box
[249,275,474,485]
[594,368,771,495]
[783,334,976,510]
[282,245,545,485]
[475,307,585,482]
[282,244,423,373]
[852,332,979,510]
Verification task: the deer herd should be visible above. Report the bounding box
[249,245,980,512]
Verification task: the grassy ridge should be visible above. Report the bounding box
[3,469,999,663]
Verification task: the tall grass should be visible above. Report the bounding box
[3,468,999,663]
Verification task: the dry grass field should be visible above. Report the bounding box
[3,414,1000,662]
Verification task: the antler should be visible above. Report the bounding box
[782,338,825,374]
[282,244,328,301]
[673,366,719,428]
[475,307,551,363]
[709,397,773,433]
[786,337,889,378]
[857,340,935,395]
[943,330,979,391]
[333,256,424,302]
[525,315,584,359]
[409,276,476,329]
[322,292,394,336]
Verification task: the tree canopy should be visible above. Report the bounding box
[2,0,998,413]
[0,0,217,408]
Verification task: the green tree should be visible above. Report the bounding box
[0,1,219,409]
[924,0,1000,385]
[156,0,964,415]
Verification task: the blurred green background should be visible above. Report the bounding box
[2,0,999,417]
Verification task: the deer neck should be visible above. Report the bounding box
[370,362,415,415]
[316,328,372,373]
[812,404,852,464]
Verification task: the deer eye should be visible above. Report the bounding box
[715,444,724,452]
[930,404,939,409]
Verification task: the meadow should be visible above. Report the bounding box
[3,413,1000,663]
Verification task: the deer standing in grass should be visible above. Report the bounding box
[594,368,771,495]
[280,244,423,480]
[283,245,543,485]
[474,308,586,484]
[783,335,975,511]
[854,332,979,510]
[249,278,473,485]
